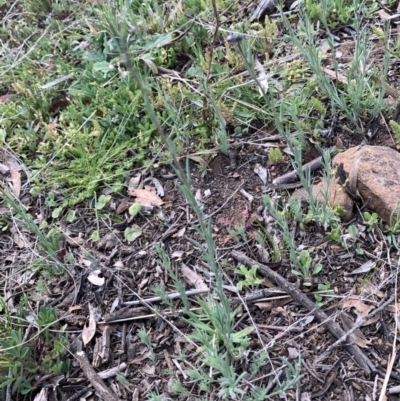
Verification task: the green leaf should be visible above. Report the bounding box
[91,230,100,242]
[312,263,323,275]
[0,377,14,388]
[142,33,173,51]
[45,192,57,207]
[67,210,76,222]
[129,203,142,217]
[93,61,115,77]
[95,195,107,210]
[0,128,6,141]
[348,225,358,238]
[232,326,254,342]
[124,225,142,242]
[52,207,62,219]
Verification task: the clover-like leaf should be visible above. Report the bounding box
[124,225,142,242]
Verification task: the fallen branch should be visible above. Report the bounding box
[98,363,127,380]
[123,288,209,306]
[272,156,323,187]
[231,250,376,374]
[70,340,121,401]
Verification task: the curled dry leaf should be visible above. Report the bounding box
[255,302,273,311]
[128,173,142,192]
[255,58,269,97]
[141,58,158,74]
[82,303,97,347]
[144,177,164,197]
[254,164,267,185]
[87,269,105,286]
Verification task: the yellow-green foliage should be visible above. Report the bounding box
[250,17,278,54]
[269,148,284,164]
[264,16,278,39]
[310,96,326,115]
[283,60,311,81]
[389,120,400,143]
[371,25,385,42]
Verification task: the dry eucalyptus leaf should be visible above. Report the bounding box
[82,303,97,347]
[142,363,155,375]
[255,302,273,311]
[341,313,371,348]
[87,269,105,286]
[175,227,186,237]
[5,154,21,198]
[181,263,208,290]
[342,295,374,318]
[68,305,85,313]
[171,250,184,260]
[346,260,375,275]
[129,188,163,207]
[116,198,129,215]
[0,163,10,175]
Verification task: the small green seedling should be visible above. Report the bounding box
[325,224,341,243]
[292,250,322,286]
[314,283,334,305]
[363,211,378,232]
[235,264,262,290]
[137,328,156,361]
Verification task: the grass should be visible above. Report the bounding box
[2,0,400,399]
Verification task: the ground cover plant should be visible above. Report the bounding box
[2,0,400,399]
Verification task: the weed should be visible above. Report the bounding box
[292,250,322,286]
[283,0,387,132]
[268,147,284,163]
[389,120,400,143]
[235,264,262,290]
[314,283,335,305]
[325,224,342,243]
[0,305,69,397]
[382,209,400,247]
[137,328,156,361]
[363,211,379,232]
[227,224,247,243]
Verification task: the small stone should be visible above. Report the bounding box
[333,145,400,223]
